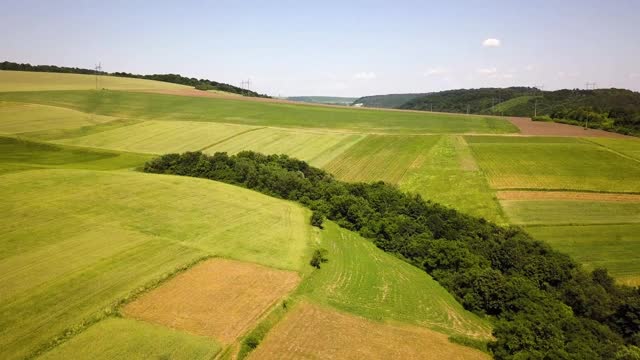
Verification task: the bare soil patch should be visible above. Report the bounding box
[497,190,640,202]
[249,302,489,360]
[508,117,631,138]
[122,258,300,344]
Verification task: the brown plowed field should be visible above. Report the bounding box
[249,302,489,360]
[508,117,631,138]
[497,190,640,202]
[122,258,299,344]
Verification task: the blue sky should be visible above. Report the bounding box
[2,0,639,96]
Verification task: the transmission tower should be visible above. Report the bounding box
[585,82,597,90]
[95,62,102,90]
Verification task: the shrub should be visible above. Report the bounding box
[310,249,329,269]
[311,211,324,228]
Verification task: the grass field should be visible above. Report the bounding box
[527,224,640,286]
[0,142,312,358]
[586,137,640,161]
[501,200,640,225]
[57,120,259,154]
[249,302,489,360]
[0,90,518,134]
[399,135,506,223]
[39,318,221,360]
[324,135,440,184]
[0,136,151,174]
[467,136,640,192]
[123,258,299,344]
[205,127,365,167]
[0,101,116,134]
[0,70,190,92]
[297,222,491,338]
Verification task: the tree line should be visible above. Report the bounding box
[0,61,269,98]
[143,151,640,359]
[397,87,640,136]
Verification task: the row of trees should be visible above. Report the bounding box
[144,151,640,359]
[0,61,269,98]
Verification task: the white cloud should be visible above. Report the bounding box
[353,72,377,80]
[477,67,498,75]
[502,73,514,79]
[524,65,535,71]
[424,67,448,77]
[482,38,501,47]
[630,73,640,79]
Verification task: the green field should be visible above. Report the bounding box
[586,137,640,161]
[467,136,640,192]
[297,222,492,338]
[204,127,365,167]
[0,101,117,134]
[399,135,506,223]
[528,224,640,286]
[57,120,258,154]
[0,139,313,358]
[0,70,189,92]
[501,200,640,225]
[0,90,518,134]
[40,318,221,360]
[0,136,151,174]
[324,135,440,183]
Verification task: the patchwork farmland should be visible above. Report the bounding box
[1,70,640,359]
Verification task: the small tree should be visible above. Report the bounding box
[310,249,328,269]
[311,211,324,229]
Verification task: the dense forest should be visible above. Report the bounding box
[0,61,269,98]
[144,151,640,360]
[352,93,428,108]
[399,87,640,136]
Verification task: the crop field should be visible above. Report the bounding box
[501,200,640,225]
[249,302,489,360]
[527,224,640,286]
[0,136,151,174]
[0,89,519,134]
[57,120,259,154]
[324,135,440,184]
[123,258,300,344]
[0,70,190,92]
[204,127,365,167]
[0,141,311,358]
[587,137,640,160]
[0,101,116,134]
[40,318,221,360]
[297,222,491,338]
[467,136,640,192]
[399,135,506,223]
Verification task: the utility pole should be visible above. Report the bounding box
[94,62,102,90]
[534,99,538,117]
[430,103,433,112]
[467,104,470,115]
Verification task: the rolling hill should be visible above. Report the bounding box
[352,93,428,108]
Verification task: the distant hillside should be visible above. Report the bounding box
[400,87,640,136]
[0,61,268,98]
[352,93,428,108]
[399,87,537,114]
[286,96,357,106]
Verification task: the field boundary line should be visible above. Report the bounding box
[523,222,640,228]
[29,255,213,360]
[197,127,267,152]
[580,138,640,164]
[494,187,640,195]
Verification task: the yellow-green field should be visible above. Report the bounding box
[467,136,640,192]
[57,120,259,154]
[0,101,116,134]
[324,135,440,184]
[0,70,190,92]
[40,318,221,360]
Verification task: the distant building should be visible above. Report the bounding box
[352,103,364,107]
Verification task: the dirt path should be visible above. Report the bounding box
[507,117,632,138]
